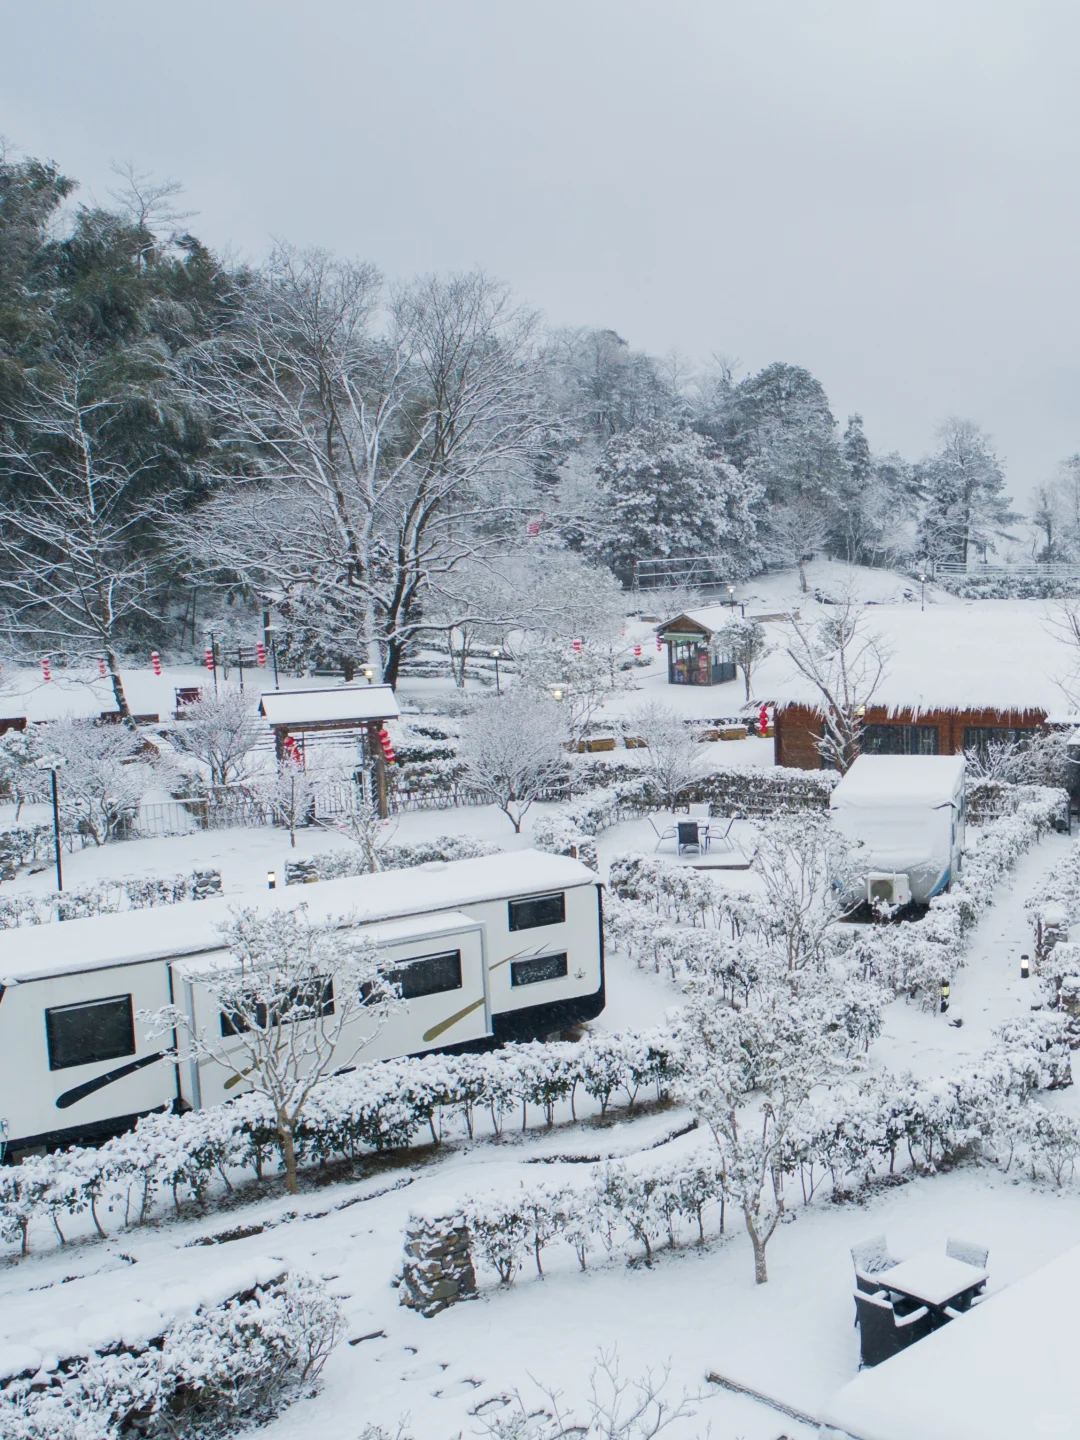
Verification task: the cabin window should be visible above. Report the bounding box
[511,952,569,987]
[963,726,1035,757]
[220,979,335,1036]
[45,995,136,1071]
[508,892,566,931]
[861,724,940,756]
[388,950,463,1000]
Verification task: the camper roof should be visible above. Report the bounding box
[830,754,966,810]
[0,851,596,985]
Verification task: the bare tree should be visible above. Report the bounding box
[626,701,703,809]
[107,161,196,270]
[181,252,541,687]
[168,686,261,789]
[783,595,888,771]
[458,693,568,831]
[750,814,861,970]
[252,748,354,848]
[147,905,398,1192]
[0,350,175,720]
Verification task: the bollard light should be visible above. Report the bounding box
[1021,954,1031,979]
[267,870,277,890]
[940,980,951,1014]
[363,667,374,683]
[552,686,564,702]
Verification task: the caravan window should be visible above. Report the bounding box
[220,979,335,1036]
[45,995,136,1071]
[508,892,566,931]
[511,952,569,987]
[388,950,463,1000]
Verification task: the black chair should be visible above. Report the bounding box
[854,1291,932,1368]
[851,1234,900,1294]
[677,821,705,856]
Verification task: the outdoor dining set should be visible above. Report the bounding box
[851,1234,990,1368]
[647,804,741,857]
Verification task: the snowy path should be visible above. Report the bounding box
[874,828,1075,1079]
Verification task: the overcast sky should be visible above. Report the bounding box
[5,0,1079,503]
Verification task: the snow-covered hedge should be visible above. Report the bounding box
[0,1033,678,1255]
[0,869,222,930]
[0,1266,340,1439]
[285,835,500,885]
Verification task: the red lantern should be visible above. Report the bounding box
[656,636,663,652]
[759,703,770,733]
[282,734,303,766]
[378,727,397,764]
[41,657,51,682]
[150,651,162,676]
[256,641,267,666]
[527,519,540,536]
[98,657,108,678]
[571,638,582,655]
[204,646,214,672]
[634,643,642,659]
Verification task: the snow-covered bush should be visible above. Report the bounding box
[289,834,500,884]
[33,717,174,845]
[0,869,222,929]
[0,1269,340,1439]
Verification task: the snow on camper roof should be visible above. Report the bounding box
[0,851,596,984]
[258,684,400,727]
[821,1242,1080,1440]
[829,755,966,809]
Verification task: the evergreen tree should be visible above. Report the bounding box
[586,420,761,586]
[917,418,1016,565]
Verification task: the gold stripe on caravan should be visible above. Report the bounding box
[423,997,486,1044]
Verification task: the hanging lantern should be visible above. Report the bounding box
[571,638,583,655]
[256,641,267,666]
[41,657,51,682]
[204,646,214,672]
[527,519,540,536]
[656,636,663,652]
[377,727,397,764]
[98,657,108,678]
[633,643,642,659]
[759,703,770,734]
[150,651,162,676]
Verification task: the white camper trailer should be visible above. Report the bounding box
[0,851,603,1156]
[829,754,966,907]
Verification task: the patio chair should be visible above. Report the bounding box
[854,1291,932,1368]
[851,1234,900,1293]
[677,821,706,856]
[647,815,678,853]
[946,1238,989,1270]
[686,803,711,820]
[709,812,742,853]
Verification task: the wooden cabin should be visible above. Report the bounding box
[774,702,1048,769]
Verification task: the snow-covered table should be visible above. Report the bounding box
[878,1252,988,1310]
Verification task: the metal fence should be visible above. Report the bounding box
[935,562,1080,579]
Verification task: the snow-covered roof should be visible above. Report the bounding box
[657,605,785,636]
[0,851,597,984]
[821,1241,1080,1440]
[171,910,482,979]
[829,755,966,809]
[0,669,182,723]
[762,602,1077,716]
[258,684,400,727]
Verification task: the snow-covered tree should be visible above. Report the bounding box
[625,702,702,809]
[457,693,569,831]
[586,421,760,586]
[917,418,1015,565]
[167,686,261,790]
[147,905,398,1193]
[749,813,861,970]
[34,716,171,844]
[783,594,889,771]
[252,748,355,848]
[718,616,771,701]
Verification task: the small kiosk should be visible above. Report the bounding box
[656,607,739,686]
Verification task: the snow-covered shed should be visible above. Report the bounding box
[821,1241,1080,1440]
[771,603,1074,768]
[655,605,789,687]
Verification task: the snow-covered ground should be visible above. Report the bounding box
[4,792,1080,1437]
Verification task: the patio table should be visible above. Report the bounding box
[878,1252,988,1313]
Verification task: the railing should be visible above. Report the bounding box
[935,561,1080,579]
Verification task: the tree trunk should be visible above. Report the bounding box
[744,1208,769,1284]
[105,649,134,724]
[280,1122,299,1194]
[797,558,809,592]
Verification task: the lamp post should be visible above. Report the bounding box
[34,756,67,891]
[727,585,735,610]
[363,666,374,685]
[491,647,502,695]
[264,625,280,688]
[940,979,950,1014]
[919,573,926,612]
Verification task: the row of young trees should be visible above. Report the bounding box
[0,146,1038,715]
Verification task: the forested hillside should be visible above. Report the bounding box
[0,147,1059,705]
